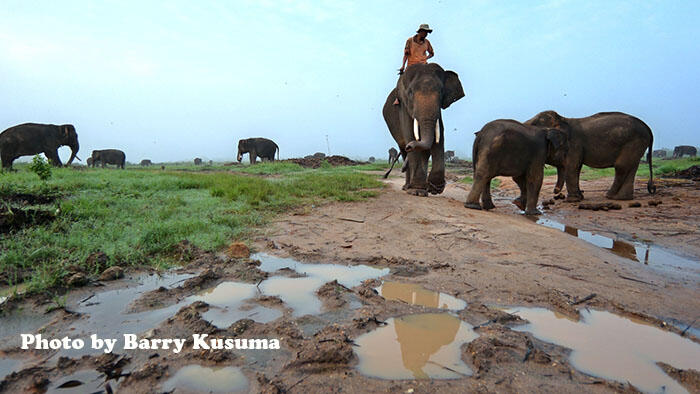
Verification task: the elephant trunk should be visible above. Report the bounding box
[405,118,437,152]
[237,149,243,162]
[66,142,79,166]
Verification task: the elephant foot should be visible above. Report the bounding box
[512,198,525,211]
[428,180,446,195]
[565,195,582,203]
[464,202,482,210]
[553,187,561,194]
[401,183,409,191]
[606,193,633,201]
[407,188,429,197]
[482,200,496,210]
[524,208,542,216]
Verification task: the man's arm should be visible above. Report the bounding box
[426,40,434,60]
[400,39,411,72]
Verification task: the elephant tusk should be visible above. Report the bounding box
[435,119,440,144]
[413,118,419,141]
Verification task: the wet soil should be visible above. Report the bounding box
[1,168,699,393]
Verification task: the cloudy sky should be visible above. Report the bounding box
[1,0,698,162]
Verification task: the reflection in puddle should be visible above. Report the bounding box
[509,307,700,394]
[254,253,389,316]
[377,281,466,310]
[535,218,699,272]
[355,313,477,380]
[191,282,281,327]
[161,365,248,393]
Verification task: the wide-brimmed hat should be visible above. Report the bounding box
[416,24,433,33]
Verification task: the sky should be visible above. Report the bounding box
[1,0,699,163]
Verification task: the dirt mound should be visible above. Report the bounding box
[283,155,361,168]
[670,165,700,181]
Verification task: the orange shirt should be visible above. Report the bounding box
[405,36,433,66]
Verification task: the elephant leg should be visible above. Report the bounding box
[45,150,62,166]
[605,166,625,199]
[565,161,584,202]
[405,151,429,196]
[512,175,527,211]
[524,166,543,215]
[428,134,446,194]
[465,166,490,210]
[481,179,495,210]
[553,167,565,194]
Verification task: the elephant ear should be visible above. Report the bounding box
[441,71,465,109]
[545,128,567,150]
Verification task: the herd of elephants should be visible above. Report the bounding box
[0,62,698,216]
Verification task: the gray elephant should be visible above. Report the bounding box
[194,157,202,165]
[140,159,152,166]
[91,149,125,169]
[368,156,376,162]
[0,123,80,169]
[383,147,401,178]
[652,150,667,159]
[382,63,465,195]
[445,150,455,162]
[237,138,279,164]
[465,120,568,215]
[673,145,697,158]
[525,111,655,201]
[87,157,94,167]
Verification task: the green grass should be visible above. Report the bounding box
[0,164,382,293]
[459,176,501,189]
[541,157,700,181]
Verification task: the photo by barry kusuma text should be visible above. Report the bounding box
[20,333,281,354]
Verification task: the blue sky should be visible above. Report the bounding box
[1,0,698,162]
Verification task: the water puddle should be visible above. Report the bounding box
[161,365,248,393]
[377,281,466,310]
[59,272,195,357]
[191,282,282,327]
[355,313,478,380]
[0,358,23,383]
[254,253,389,316]
[535,218,699,273]
[46,369,118,393]
[508,307,700,394]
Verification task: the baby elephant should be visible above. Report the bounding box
[465,120,568,215]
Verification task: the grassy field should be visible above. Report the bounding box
[0,162,383,293]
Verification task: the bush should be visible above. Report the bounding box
[29,155,52,181]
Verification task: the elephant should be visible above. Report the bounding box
[91,149,125,169]
[445,150,455,162]
[464,120,568,215]
[140,159,152,166]
[237,137,279,164]
[525,111,655,201]
[368,156,376,162]
[672,145,697,158]
[383,147,402,178]
[0,123,80,169]
[194,157,202,165]
[382,63,465,195]
[652,150,667,159]
[87,157,94,167]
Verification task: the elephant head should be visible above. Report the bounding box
[525,111,569,132]
[544,128,568,167]
[237,139,249,162]
[59,124,79,165]
[398,63,464,153]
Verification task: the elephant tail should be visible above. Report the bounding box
[647,132,656,194]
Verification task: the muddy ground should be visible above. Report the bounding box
[1,165,699,393]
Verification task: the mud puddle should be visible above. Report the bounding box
[254,253,389,316]
[377,281,466,311]
[58,272,195,357]
[354,313,478,380]
[161,365,248,393]
[47,369,119,393]
[535,218,699,273]
[509,307,700,394]
[191,282,282,327]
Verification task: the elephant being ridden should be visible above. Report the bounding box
[0,123,80,169]
[237,138,279,164]
[465,120,568,215]
[525,111,655,201]
[382,63,465,195]
[91,149,125,169]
